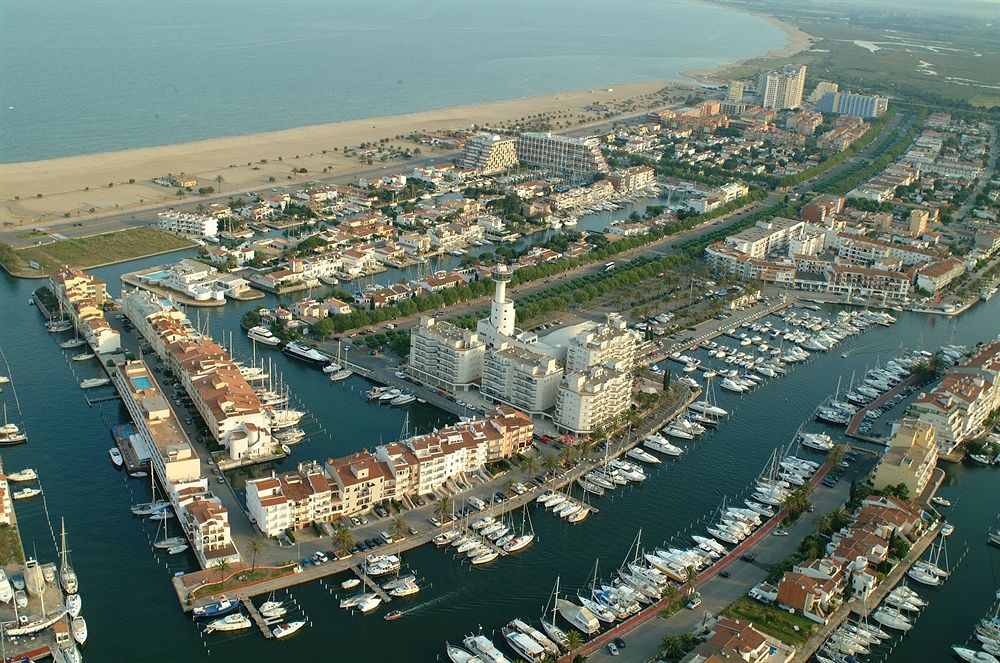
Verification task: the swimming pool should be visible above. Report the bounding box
[141,270,169,282]
[130,376,154,391]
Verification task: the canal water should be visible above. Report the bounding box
[0,250,997,661]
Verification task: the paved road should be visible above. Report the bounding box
[585,455,877,663]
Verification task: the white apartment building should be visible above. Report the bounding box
[245,463,335,537]
[182,497,240,567]
[515,132,610,179]
[49,267,121,354]
[459,134,519,174]
[759,65,807,110]
[554,363,632,435]
[913,342,1000,454]
[408,317,486,393]
[481,343,562,415]
[138,259,249,302]
[724,217,806,259]
[157,211,219,237]
[565,313,638,373]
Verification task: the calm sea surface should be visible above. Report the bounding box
[0,224,997,661]
[0,0,788,162]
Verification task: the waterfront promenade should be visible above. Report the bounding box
[170,384,700,611]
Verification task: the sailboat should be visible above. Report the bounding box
[578,560,616,623]
[540,578,571,650]
[328,340,354,382]
[503,506,535,553]
[60,519,78,595]
[0,404,28,446]
[154,516,186,550]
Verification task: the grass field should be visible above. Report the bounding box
[709,0,999,110]
[15,226,193,272]
[722,597,818,647]
[0,525,25,567]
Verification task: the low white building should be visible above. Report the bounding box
[157,211,219,237]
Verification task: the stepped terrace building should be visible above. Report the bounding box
[408,318,487,393]
[459,133,518,174]
[245,463,335,537]
[554,363,632,435]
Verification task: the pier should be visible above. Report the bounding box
[844,375,915,442]
[244,599,275,640]
[352,566,393,604]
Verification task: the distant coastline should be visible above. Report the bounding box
[681,0,816,84]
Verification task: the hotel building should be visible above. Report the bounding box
[156,211,219,238]
[554,363,632,435]
[515,132,610,180]
[872,419,938,497]
[481,344,562,415]
[759,65,807,110]
[565,313,637,372]
[408,318,486,393]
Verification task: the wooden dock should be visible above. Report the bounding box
[244,599,274,639]
[352,566,392,604]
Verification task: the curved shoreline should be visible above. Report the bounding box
[681,0,816,84]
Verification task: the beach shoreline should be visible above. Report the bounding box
[681,0,816,84]
[0,80,683,230]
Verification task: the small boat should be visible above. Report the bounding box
[60,338,85,349]
[259,600,287,619]
[272,620,306,639]
[129,471,148,478]
[149,510,173,521]
[341,578,361,590]
[168,544,189,555]
[71,353,95,362]
[390,393,416,406]
[13,589,27,608]
[205,613,252,634]
[80,377,111,389]
[446,643,480,663]
[71,616,88,645]
[0,570,11,604]
[193,595,242,618]
[6,468,37,482]
[108,447,124,467]
[356,596,383,612]
[329,368,354,382]
[12,487,42,500]
[66,594,82,618]
[953,646,999,663]
[930,496,951,507]
[627,447,661,464]
[384,610,403,621]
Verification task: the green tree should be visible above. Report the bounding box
[520,454,540,478]
[435,496,454,521]
[565,629,584,652]
[389,514,408,541]
[663,370,672,393]
[333,524,355,557]
[541,452,561,477]
[247,536,263,572]
[214,558,231,584]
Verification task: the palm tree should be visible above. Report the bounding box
[333,524,355,557]
[542,452,561,477]
[389,513,407,541]
[503,478,518,495]
[215,174,224,193]
[565,629,584,652]
[521,454,540,478]
[685,566,699,595]
[247,537,263,572]
[559,445,577,467]
[435,496,454,521]
[214,558,231,585]
[578,437,595,460]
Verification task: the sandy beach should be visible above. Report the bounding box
[681,1,816,84]
[0,80,679,229]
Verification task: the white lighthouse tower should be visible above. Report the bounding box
[478,263,516,346]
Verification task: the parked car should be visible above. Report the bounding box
[607,643,620,656]
[687,597,702,610]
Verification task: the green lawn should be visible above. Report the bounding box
[722,597,817,648]
[0,525,25,567]
[15,230,47,240]
[15,226,193,272]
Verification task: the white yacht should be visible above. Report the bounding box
[502,626,546,662]
[627,447,661,464]
[510,619,559,657]
[272,620,306,638]
[446,643,482,663]
[800,432,835,451]
[282,341,331,366]
[555,598,600,635]
[205,613,251,633]
[80,377,111,389]
[463,634,511,663]
[247,326,281,346]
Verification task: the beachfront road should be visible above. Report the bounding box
[585,454,876,663]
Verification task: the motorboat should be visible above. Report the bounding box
[357,596,383,612]
[132,499,171,516]
[109,447,124,467]
[80,377,111,389]
[340,592,376,609]
[168,544,188,554]
[471,549,499,565]
[502,626,546,662]
[689,401,728,417]
[463,633,512,663]
[445,643,480,663]
[644,436,683,456]
[511,619,559,657]
[6,468,37,482]
[193,595,242,618]
[149,510,173,521]
[205,613,252,633]
[384,610,402,621]
[247,326,282,346]
[272,620,306,638]
[391,392,417,406]
[0,571,11,604]
[627,447,661,464]
[953,647,999,663]
[663,424,695,440]
[800,432,835,451]
[930,496,952,507]
[71,616,88,645]
[154,536,187,550]
[555,598,600,635]
[60,338,85,349]
[12,487,42,500]
[282,341,331,366]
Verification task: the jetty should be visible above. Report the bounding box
[244,600,274,640]
[352,566,392,604]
